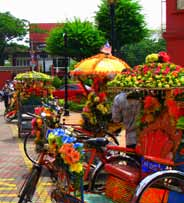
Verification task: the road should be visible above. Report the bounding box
[0,102,52,203]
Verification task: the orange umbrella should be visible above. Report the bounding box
[70,53,130,78]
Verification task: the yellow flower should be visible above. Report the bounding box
[97,103,104,112]
[94,96,100,102]
[88,92,95,100]
[89,116,97,125]
[70,162,83,173]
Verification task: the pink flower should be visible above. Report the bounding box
[83,106,90,113]
[162,66,170,75]
[155,66,161,74]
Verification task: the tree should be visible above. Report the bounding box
[95,0,148,54]
[45,18,106,61]
[121,30,166,67]
[0,12,28,65]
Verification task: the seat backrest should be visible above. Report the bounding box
[135,110,182,161]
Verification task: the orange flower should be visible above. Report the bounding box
[70,150,80,163]
[144,114,154,123]
[35,130,41,138]
[36,118,43,128]
[59,143,74,155]
[64,155,74,165]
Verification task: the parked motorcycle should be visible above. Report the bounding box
[1,81,17,122]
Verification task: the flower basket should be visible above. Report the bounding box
[47,128,84,195]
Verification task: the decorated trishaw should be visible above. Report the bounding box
[103,52,184,203]
[14,71,54,137]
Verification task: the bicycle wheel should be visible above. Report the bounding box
[89,154,140,193]
[132,170,184,203]
[18,164,42,203]
[24,132,42,164]
[51,169,83,203]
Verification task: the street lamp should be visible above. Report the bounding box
[108,0,117,55]
[63,32,69,116]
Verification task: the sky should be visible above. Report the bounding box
[0,0,163,29]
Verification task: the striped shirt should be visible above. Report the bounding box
[112,92,141,146]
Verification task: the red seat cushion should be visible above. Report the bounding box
[105,163,141,184]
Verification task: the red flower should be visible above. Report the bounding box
[158,51,170,62]
[162,66,170,75]
[173,88,184,96]
[166,99,180,119]
[154,66,161,74]
[180,148,184,155]
[98,92,107,102]
[144,96,161,112]
[143,65,149,74]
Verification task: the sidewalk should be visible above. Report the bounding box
[0,102,52,203]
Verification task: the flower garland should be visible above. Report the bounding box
[137,92,183,130]
[81,91,111,134]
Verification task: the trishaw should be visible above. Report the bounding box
[14,71,54,137]
[103,52,184,203]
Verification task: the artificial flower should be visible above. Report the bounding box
[144,96,161,112]
[158,51,170,63]
[70,162,83,173]
[165,99,180,119]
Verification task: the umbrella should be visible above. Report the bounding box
[15,71,52,82]
[70,53,130,79]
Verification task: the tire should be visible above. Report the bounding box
[89,154,140,193]
[132,170,184,203]
[18,165,42,203]
[24,132,42,165]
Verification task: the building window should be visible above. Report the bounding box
[177,0,184,9]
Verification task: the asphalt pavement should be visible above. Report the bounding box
[0,102,52,203]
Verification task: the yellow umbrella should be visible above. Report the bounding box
[15,71,52,82]
[70,53,130,78]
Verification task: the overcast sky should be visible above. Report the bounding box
[0,0,163,29]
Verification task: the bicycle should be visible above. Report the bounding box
[131,170,184,203]
[19,110,139,202]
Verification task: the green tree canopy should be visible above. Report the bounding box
[45,18,106,61]
[95,0,148,54]
[0,12,28,65]
[121,30,166,67]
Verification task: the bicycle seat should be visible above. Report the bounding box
[85,137,109,147]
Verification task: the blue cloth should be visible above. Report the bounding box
[168,191,184,203]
